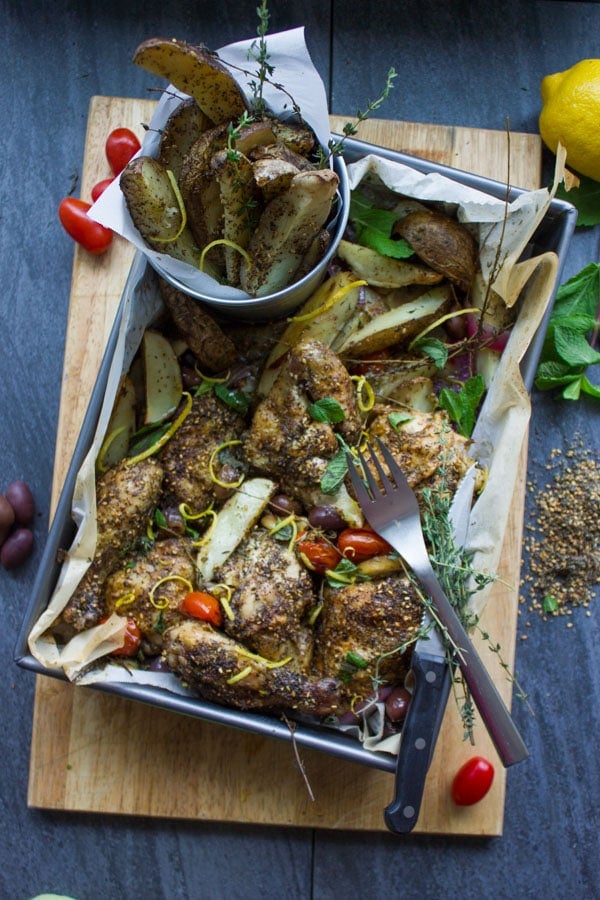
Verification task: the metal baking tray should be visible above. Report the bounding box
[14,138,577,774]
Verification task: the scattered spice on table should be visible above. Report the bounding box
[520,437,599,624]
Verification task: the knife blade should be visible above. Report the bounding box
[383,467,476,834]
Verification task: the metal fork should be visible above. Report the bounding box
[346,438,528,768]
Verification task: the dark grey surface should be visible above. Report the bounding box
[1,2,598,898]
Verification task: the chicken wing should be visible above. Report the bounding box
[312,574,422,707]
[58,457,164,634]
[164,619,340,715]
[214,529,317,671]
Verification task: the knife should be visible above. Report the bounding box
[383,468,476,834]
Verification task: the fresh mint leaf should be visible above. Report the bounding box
[555,176,600,227]
[214,383,250,415]
[542,595,559,614]
[320,447,348,494]
[388,411,414,432]
[536,262,600,400]
[553,326,600,367]
[412,336,448,369]
[349,190,414,260]
[438,374,485,437]
[309,396,346,424]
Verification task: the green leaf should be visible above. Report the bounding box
[412,336,448,369]
[580,375,600,398]
[438,375,485,437]
[388,411,414,432]
[535,360,585,391]
[551,262,600,320]
[214,383,250,415]
[309,396,346,424]
[349,190,414,260]
[555,176,600,227]
[542,595,559,614]
[554,326,600,367]
[320,448,348,494]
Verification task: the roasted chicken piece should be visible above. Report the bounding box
[163,619,340,715]
[58,457,164,634]
[312,574,423,707]
[244,338,361,496]
[104,536,195,653]
[214,529,317,672]
[367,406,485,497]
[158,390,246,510]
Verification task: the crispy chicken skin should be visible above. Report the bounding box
[163,619,339,715]
[104,536,195,653]
[368,406,485,497]
[158,390,246,510]
[312,575,423,705]
[244,338,361,494]
[59,458,164,633]
[214,530,317,671]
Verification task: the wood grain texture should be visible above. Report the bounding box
[28,96,539,834]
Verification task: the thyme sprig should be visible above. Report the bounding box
[323,67,398,162]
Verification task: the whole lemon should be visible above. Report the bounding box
[539,58,600,182]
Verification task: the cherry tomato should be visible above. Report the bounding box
[296,537,341,574]
[451,756,495,806]
[107,617,142,657]
[180,591,223,627]
[58,197,113,254]
[91,177,115,202]
[105,127,141,175]
[337,528,393,562]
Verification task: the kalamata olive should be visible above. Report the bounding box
[148,655,171,672]
[158,507,186,536]
[0,494,15,547]
[269,494,303,517]
[180,366,203,390]
[0,527,34,570]
[212,463,242,501]
[5,480,35,525]
[308,505,346,532]
[385,686,412,723]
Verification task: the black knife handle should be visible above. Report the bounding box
[384,653,451,834]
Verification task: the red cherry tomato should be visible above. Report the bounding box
[105,127,141,175]
[180,591,223,627]
[451,756,495,806]
[296,537,341,574]
[58,197,113,254]
[337,528,393,562]
[91,177,115,202]
[104,617,142,657]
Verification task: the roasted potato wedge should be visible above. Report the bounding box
[211,149,258,285]
[240,168,339,297]
[336,240,444,289]
[133,37,248,124]
[251,156,299,201]
[394,209,478,292]
[158,97,213,179]
[120,155,211,271]
[338,284,453,357]
[158,279,238,372]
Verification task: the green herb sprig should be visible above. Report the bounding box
[535,261,600,400]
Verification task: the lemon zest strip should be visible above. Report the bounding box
[149,575,194,610]
[212,583,235,621]
[200,239,251,272]
[350,374,375,413]
[151,170,187,243]
[236,647,293,669]
[209,440,245,490]
[114,592,136,610]
[126,391,192,465]
[287,279,367,323]
[96,425,128,474]
[408,307,481,350]
[227,665,253,685]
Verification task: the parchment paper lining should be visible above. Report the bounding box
[29,148,562,756]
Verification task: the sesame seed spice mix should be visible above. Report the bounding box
[520,436,600,626]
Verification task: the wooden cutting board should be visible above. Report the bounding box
[28,96,540,835]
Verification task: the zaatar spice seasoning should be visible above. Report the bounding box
[521,440,600,622]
